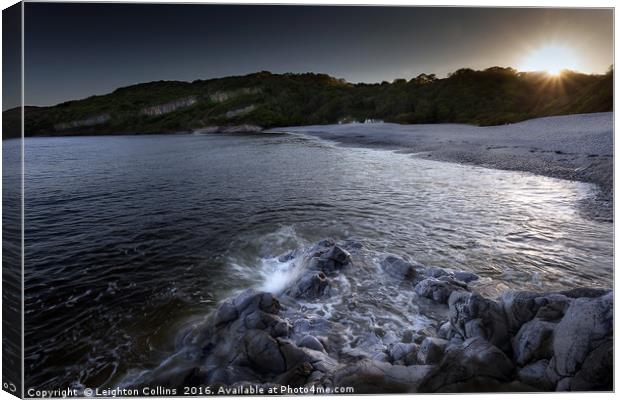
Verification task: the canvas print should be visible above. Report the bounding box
[1,2,614,397]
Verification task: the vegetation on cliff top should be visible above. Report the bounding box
[2,67,613,138]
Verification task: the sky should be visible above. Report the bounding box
[17,3,615,108]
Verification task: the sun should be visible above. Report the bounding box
[519,45,580,76]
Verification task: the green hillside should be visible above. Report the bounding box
[2,67,613,138]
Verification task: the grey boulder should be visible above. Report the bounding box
[415,277,469,304]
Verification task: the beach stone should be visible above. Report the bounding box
[534,294,570,322]
[419,337,514,392]
[244,330,286,374]
[380,255,422,281]
[500,291,544,333]
[315,239,335,248]
[517,360,554,390]
[234,289,280,315]
[417,337,448,365]
[208,365,260,386]
[183,366,209,386]
[277,251,295,262]
[448,291,510,352]
[214,300,238,325]
[388,342,418,365]
[551,292,612,377]
[297,335,325,352]
[453,271,479,283]
[277,338,337,374]
[568,338,612,391]
[308,245,351,275]
[426,267,451,278]
[342,240,363,251]
[415,277,468,304]
[556,377,572,391]
[243,310,290,338]
[325,245,351,265]
[287,271,328,299]
[512,318,555,366]
[333,359,434,393]
[437,322,452,340]
[560,287,610,299]
[275,361,314,386]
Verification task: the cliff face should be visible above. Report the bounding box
[209,87,261,103]
[141,97,197,117]
[3,69,613,137]
[54,114,111,131]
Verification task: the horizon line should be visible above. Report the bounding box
[11,65,614,111]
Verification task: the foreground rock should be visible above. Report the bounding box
[128,242,612,393]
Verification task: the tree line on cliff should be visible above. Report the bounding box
[2,66,613,138]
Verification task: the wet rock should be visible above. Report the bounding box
[306,245,351,275]
[380,255,423,281]
[244,311,290,338]
[388,342,418,365]
[277,338,337,374]
[292,318,311,335]
[516,360,554,391]
[140,240,614,393]
[234,289,280,315]
[244,330,286,374]
[287,271,328,299]
[512,319,555,366]
[501,292,576,333]
[556,377,572,391]
[411,334,427,345]
[560,287,611,299]
[297,335,325,353]
[500,291,544,333]
[315,239,335,248]
[419,337,514,392]
[568,338,612,391]
[207,365,260,386]
[415,277,468,304]
[325,245,351,265]
[453,271,479,283]
[534,294,570,322]
[551,292,612,377]
[417,337,448,365]
[437,321,461,341]
[333,359,434,393]
[448,292,510,352]
[275,361,314,386]
[214,300,238,325]
[426,267,451,279]
[277,251,295,263]
[183,367,209,387]
[342,240,363,251]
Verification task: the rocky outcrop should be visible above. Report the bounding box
[225,105,256,118]
[134,241,612,393]
[192,124,263,134]
[209,87,261,103]
[415,277,469,304]
[54,114,110,131]
[141,97,197,117]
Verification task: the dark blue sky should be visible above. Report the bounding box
[22,3,613,107]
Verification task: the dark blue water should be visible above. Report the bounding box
[19,133,613,390]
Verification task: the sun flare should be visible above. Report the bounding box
[519,45,580,75]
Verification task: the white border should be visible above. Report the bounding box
[0,2,616,400]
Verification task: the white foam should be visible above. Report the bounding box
[257,257,300,294]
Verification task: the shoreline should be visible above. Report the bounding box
[124,240,613,393]
[268,112,613,221]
